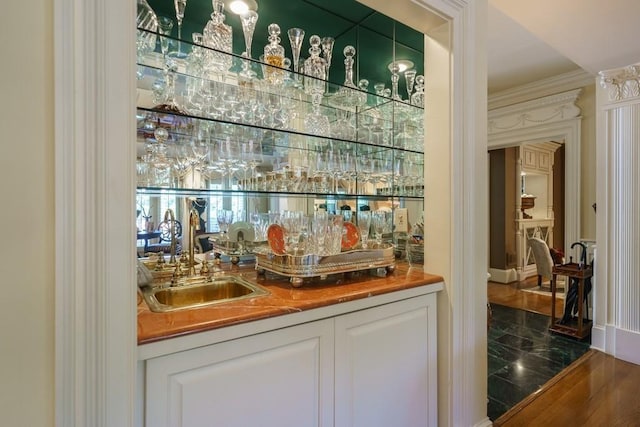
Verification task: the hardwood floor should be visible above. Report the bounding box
[488,279,563,317]
[488,279,640,426]
[494,350,640,426]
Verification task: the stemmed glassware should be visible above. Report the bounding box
[404,69,417,101]
[172,0,187,58]
[371,210,392,245]
[216,209,234,241]
[239,10,259,79]
[158,17,174,60]
[287,28,305,87]
[321,37,335,93]
[356,211,372,249]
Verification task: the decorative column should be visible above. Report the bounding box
[596,64,640,364]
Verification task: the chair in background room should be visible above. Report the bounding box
[146,219,182,255]
[528,237,558,290]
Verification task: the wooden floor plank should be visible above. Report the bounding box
[494,350,640,426]
[488,279,640,426]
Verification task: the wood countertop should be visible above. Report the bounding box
[137,262,443,345]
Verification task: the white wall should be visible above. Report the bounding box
[0,0,55,424]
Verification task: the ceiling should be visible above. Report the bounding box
[487,4,581,93]
[489,0,640,94]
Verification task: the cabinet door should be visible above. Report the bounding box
[523,148,537,169]
[145,319,334,427]
[334,294,438,427]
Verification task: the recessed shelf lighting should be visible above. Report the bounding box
[225,0,258,15]
[388,60,414,73]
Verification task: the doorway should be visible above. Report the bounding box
[488,142,565,289]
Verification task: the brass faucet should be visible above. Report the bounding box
[188,207,200,276]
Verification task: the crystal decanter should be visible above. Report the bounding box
[303,35,330,136]
[263,23,285,85]
[329,46,366,108]
[203,0,233,73]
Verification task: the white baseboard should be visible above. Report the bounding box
[590,324,606,352]
[615,328,640,365]
[488,268,517,283]
[592,324,640,366]
[474,416,493,427]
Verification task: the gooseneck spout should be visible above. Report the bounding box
[164,208,177,264]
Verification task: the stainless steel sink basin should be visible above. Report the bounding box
[139,275,269,313]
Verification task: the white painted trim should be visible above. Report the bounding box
[590,324,606,352]
[594,82,610,353]
[614,328,640,365]
[489,69,595,110]
[55,0,487,425]
[55,0,137,425]
[474,418,493,427]
[488,268,517,284]
[488,94,582,261]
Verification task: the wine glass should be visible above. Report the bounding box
[239,10,259,78]
[356,211,372,249]
[172,0,187,58]
[157,16,174,60]
[371,210,391,245]
[216,209,234,241]
[287,28,305,86]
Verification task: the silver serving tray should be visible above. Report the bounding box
[254,243,396,286]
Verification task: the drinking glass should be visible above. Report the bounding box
[356,211,372,249]
[239,10,259,78]
[216,209,234,240]
[371,210,392,245]
[404,69,417,101]
[172,0,187,58]
[157,16,174,59]
[287,28,305,86]
[281,210,307,255]
[321,36,334,93]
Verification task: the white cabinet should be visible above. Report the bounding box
[145,319,334,427]
[334,294,437,427]
[142,293,438,427]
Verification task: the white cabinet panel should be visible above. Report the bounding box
[334,294,437,427]
[141,293,441,427]
[145,319,334,427]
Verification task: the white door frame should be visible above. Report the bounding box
[54,0,488,426]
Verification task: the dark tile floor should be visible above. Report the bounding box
[487,304,591,421]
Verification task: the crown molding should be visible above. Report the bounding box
[488,69,595,110]
[488,88,582,135]
[599,63,640,102]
